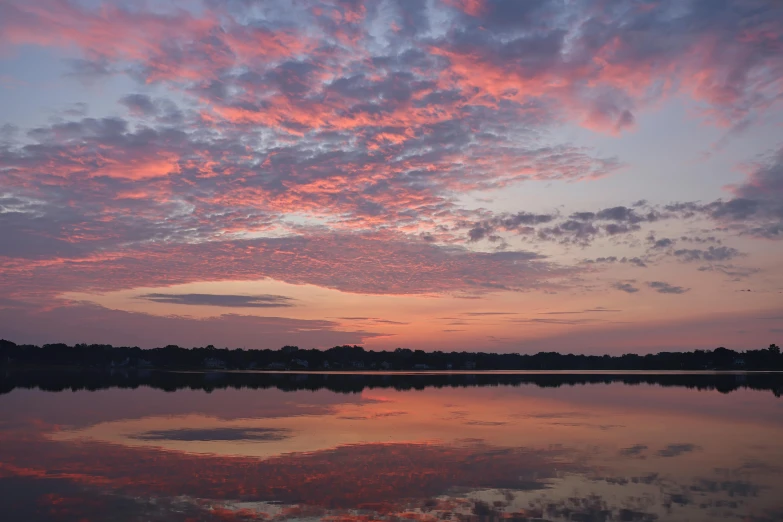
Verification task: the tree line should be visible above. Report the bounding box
[1,338,781,371]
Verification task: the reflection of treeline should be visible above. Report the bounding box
[1,369,782,397]
[1,339,781,372]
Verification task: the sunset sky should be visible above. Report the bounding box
[0,0,781,352]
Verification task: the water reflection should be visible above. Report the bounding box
[2,369,783,396]
[0,372,782,521]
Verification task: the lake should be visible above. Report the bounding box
[1,372,782,521]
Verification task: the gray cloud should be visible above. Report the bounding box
[650,237,675,249]
[540,307,621,315]
[656,443,700,458]
[337,317,410,325]
[612,282,639,294]
[119,94,157,116]
[469,204,663,245]
[509,318,602,326]
[461,312,519,316]
[647,281,690,295]
[137,293,295,308]
[584,256,647,268]
[666,147,783,239]
[593,206,659,224]
[696,264,759,281]
[461,146,783,251]
[673,246,742,263]
[466,212,556,242]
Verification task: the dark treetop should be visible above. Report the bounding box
[1,339,780,371]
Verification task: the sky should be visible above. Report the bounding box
[0,0,781,353]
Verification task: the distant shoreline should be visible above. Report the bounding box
[2,340,781,372]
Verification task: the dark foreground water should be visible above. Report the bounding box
[1,371,782,522]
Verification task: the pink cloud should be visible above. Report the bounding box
[0,232,570,302]
[0,0,781,351]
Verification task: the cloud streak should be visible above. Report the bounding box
[137,293,296,308]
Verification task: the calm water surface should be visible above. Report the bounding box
[1,373,782,521]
